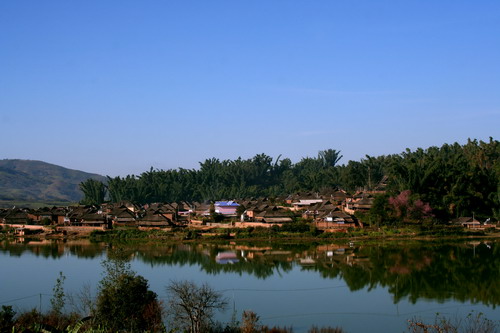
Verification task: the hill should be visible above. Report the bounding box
[0,159,106,205]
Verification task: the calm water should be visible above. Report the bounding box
[0,238,499,332]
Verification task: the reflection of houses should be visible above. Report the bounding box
[299,257,316,266]
[216,252,239,264]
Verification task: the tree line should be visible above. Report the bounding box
[80,138,500,221]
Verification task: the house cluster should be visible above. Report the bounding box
[0,189,381,233]
[0,202,180,230]
[2,187,497,234]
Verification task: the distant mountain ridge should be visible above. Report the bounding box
[0,159,106,203]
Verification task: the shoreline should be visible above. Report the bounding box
[3,226,500,244]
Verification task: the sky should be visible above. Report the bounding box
[1,1,499,177]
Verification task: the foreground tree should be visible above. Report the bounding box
[0,306,16,332]
[166,280,228,333]
[94,255,163,332]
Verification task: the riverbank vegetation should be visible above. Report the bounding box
[86,223,497,244]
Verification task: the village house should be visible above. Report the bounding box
[109,207,137,226]
[65,206,89,225]
[344,193,374,214]
[244,203,271,220]
[2,209,30,225]
[214,201,240,216]
[79,212,110,228]
[302,200,339,220]
[136,209,175,228]
[291,198,324,211]
[254,206,294,224]
[315,209,360,231]
[28,206,68,225]
[451,217,482,229]
[192,202,212,217]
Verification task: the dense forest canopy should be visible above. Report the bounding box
[80,138,500,221]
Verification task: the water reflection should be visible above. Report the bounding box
[1,238,498,307]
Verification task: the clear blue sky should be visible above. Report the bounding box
[1,1,499,176]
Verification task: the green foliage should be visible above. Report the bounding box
[95,256,163,332]
[90,228,150,241]
[50,271,66,316]
[0,305,16,332]
[184,229,200,240]
[364,194,391,226]
[388,138,499,220]
[11,308,82,332]
[76,139,499,223]
[79,179,106,206]
[280,222,312,233]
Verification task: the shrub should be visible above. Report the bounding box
[407,312,497,333]
[0,305,15,332]
[95,257,164,332]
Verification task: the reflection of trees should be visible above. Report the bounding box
[67,242,107,258]
[0,240,106,259]
[0,240,63,258]
[133,243,295,279]
[1,239,498,306]
[307,241,500,307]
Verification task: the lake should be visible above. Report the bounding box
[0,238,498,332]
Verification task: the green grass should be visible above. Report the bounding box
[0,200,75,209]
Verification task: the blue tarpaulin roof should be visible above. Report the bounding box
[215,201,240,206]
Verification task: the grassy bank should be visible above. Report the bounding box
[0,200,75,209]
[84,224,500,244]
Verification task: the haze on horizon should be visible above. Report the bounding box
[1,1,499,177]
